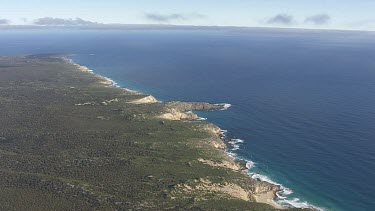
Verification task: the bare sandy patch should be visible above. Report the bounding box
[128,95,158,104]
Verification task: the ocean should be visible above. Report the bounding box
[1,28,375,211]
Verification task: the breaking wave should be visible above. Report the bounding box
[223,131,323,210]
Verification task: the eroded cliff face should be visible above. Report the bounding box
[251,180,280,195]
[170,177,282,207]
[172,178,251,202]
[250,180,284,209]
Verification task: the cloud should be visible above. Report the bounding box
[34,17,100,26]
[305,14,331,25]
[266,14,294,25]
[145,13,205,23]
[0,19,10,25]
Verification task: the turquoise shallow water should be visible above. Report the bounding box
[1,29,375,210]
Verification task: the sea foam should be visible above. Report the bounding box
[197,117,208,121]
[228,139,244,151]
[103,76,119,87]
[217,103,232,110]
[223,130,323,210]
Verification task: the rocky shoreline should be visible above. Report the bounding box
[66,56,287,209]
[200,123,284,209]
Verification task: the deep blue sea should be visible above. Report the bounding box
[1,28,375,211]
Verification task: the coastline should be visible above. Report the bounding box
[3,28,375,211]
[62,56,288,209]
[221,131,286,210]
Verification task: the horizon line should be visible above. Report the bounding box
[1,24,375,33]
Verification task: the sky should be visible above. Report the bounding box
[1,0,375,31]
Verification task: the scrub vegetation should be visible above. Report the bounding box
[0,55,304,210]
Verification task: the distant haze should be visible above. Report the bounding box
[1,0,375,31]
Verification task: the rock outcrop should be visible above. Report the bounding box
[159,102,226,121]
[173,178,251,201]
[165,101,225,112]
[251,180,280,195]
[158,109,199,120]
[251,181,284,209]
[198,158,242,171]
